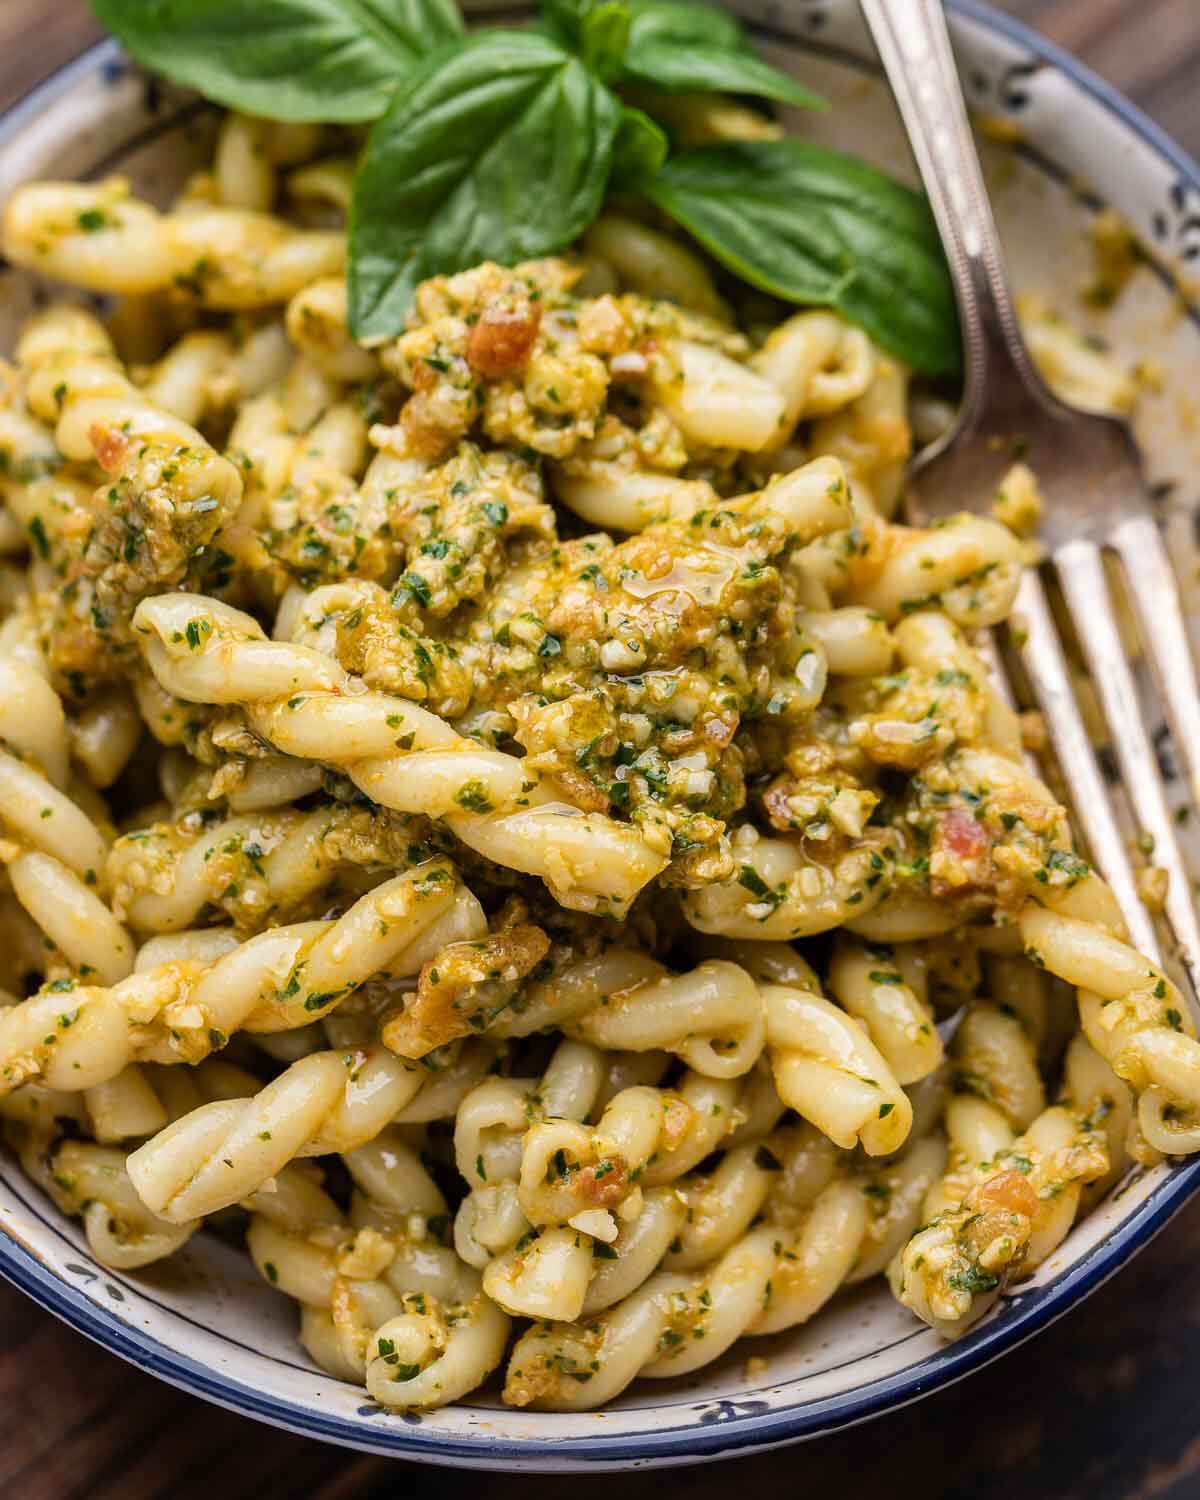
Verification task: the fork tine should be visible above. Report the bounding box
[1109,514,1200,812]
[973,627,1043,776]
[1054,538,1200,988]
[1011,567,1163,963]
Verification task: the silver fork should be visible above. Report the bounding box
[859,0,1200,985]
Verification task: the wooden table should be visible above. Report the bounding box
[2,3,1199,1497]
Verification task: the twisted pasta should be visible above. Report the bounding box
[454,1042,779,1321]
[3,178,345,307]
[763,981,913,1155]
[126,1034,502,1221]
[683,827,897,941]
[132,592,668,914]
[1020,905,1200,1153]
[453,1038,612,1320]
[0,861,479,1095]
[125,953,769,1222]
[246,1137,509,1409]
[107,801,439,934]
[504,1129,945,1409]
[888,954,1128,1338]
[0,93,1191,1424]
[827,935,944,1086]
[0,740,135,985]
[1,1082,197,1270]
[888,1101,1108,1337]
[13,306,244,691]
[397,945,768,1081]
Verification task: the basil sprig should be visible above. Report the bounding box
[90,0,463,121]
[351,32,621,342]
[642,140,962,376]
[542,0,824,109]
[89,0,960,373]
[347,0,827,340]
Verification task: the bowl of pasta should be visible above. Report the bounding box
[2,0,1200,1470]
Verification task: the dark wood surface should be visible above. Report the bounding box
[2,3,1199,1497]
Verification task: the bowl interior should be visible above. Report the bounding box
[3,0,1200,1470]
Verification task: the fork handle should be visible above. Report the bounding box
[858,0,1048,418]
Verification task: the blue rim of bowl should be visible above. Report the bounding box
[2,0,1200,1469]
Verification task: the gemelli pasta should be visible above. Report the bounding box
[0,93,1191,1421]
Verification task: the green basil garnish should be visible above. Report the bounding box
[544,0,824,109]
[89,0,959,367]
[90,0,463,121]
[620,2,824,108]
[642,139,962,375]
[350,32,621,341]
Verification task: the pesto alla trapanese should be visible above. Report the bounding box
[0,22,1181,1415]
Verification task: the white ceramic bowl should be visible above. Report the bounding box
[3,0,1200,1470]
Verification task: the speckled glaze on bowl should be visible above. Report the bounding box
[3,0,1200,1470]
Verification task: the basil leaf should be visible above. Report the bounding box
[580,1,632,81]
[618,2,821,108]
[540,0,821,109]
[624,1,743,52]
[90,0,462,121]
[643,140,961,375]
[350,32,622,341]
[623,41,825,110]
[546,0,741,50]
[538,0,592,48]
[613,106,669,178]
